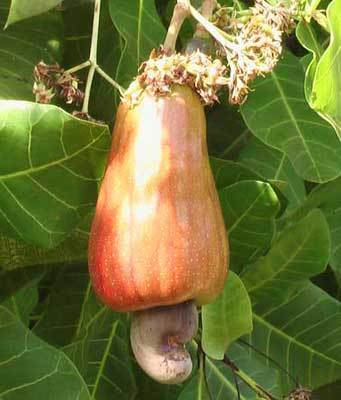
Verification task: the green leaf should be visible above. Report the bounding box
[64,292,137,399]
[202,272,252,360]
[0,1,63,100]
[241,51,341,183]
[0,101,110,248]
[296,20,324,102]
[0,306,90,399]
[178,359,210,400]
[325,209,341,274]
[210,158,259,190]
[109,0,166,88]
[5,0,63,27]
[282,177,341,274]
[0,217,90,271]
[248,282,341,392]
[205,342,281,399]
[207,104,250,160]
[219,180,280,270]
[0,266,45,304]
[242,209,330,301]
[310,0,341,137]
[314,379,341,400]
[0,221,89,302]
[33,264,92,347]
[1,285,38,326]
[35,262,137,399]
[238,138,306,211]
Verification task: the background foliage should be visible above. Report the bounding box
[0,0,341,399]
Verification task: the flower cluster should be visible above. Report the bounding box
[213,0,297,104]
[124,48,229,107]
[33,61,84,105]
[286,386,312,400]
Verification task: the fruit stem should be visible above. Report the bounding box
[163,0,191,53]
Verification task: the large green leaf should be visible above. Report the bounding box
[0,101,110,248]
[219,180,280,270]
[241,51,341,183]
[242,209,330,301]
[0,266,45,304]
[33,264,91,347]
[34,261,137,399]
[178,357,210,400]
[0,1,63,100]
[64,292,137,399]
[109,0,166,88]
[206,104,250,160]
[5,0,62,27]
[202,272,252,360]
[210,158,259,190]
[135,370,182,400]
[238,138,306,211]
[0,221,89,302]
[248,282,341,392]
[284,176,341,274]
[1,285,38,326]
[326,209,341,274]
[0,306,90,399]
[0,220,89,271]
[310,0,341,137]
[205,342,281,399]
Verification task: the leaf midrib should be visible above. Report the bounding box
[254,313,341,369]
[271,71,321,181]
[91,320,119,398]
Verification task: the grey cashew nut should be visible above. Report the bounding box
[130,301,198,384]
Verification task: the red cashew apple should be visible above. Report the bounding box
[89,84,229,383]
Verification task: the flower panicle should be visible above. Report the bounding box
[33,61,84,105]
[214,0,298,104]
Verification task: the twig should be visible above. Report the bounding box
[194,0,217,39]
[63,61,91,75]
[223,355,279,400]
[198,345,213,400]
[189,2,237,51]
[232,369,241,400]
[95,65,125,95]
[163,0,190,53]
[60,0,123,115]
[82,0,101,113]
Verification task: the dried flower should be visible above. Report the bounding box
[33,60,84,106]
[213,0,298,104]
[57,73,84,105]
[124,48,229,107]
[33,82,55,104]
[286,386,312,400]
